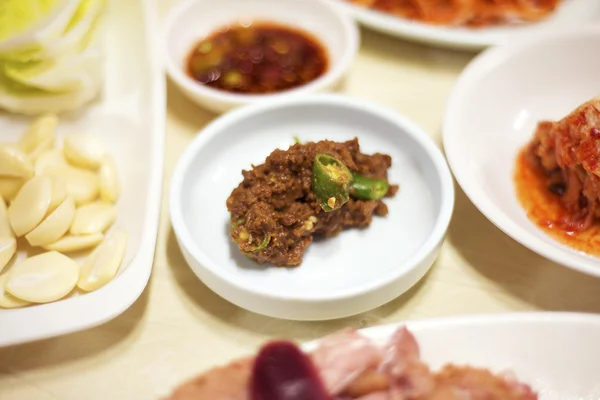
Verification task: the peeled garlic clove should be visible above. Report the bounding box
[98,155,120,203]
[0,197,14,238]
[63,134,106,170]
[35,149,69,176]
[18,114,58,154]
[70,201,116,235]
[48,177,68,214]
[78,230,127,292]
[0,274,30,309]
[28,137,56,162]
[25,196,75,247]
[0,177,25,201]
[44,166,99,206]
[0,236,16,274]
[8,176,52,237]
[5,251,79,303]
[42,233,104,253]
[0,144,34,178]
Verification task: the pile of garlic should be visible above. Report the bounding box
[0,114,127,309]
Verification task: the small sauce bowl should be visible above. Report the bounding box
[163,0,359,114]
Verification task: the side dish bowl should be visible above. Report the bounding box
[170,95,454,320]
[329,0,600,50]
[163,0,359,114]
[443,26,600,277]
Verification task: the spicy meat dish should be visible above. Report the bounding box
[164,326,538,400]
[348,0,561,27]
[226,139,398,267]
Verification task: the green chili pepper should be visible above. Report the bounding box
[231,217,246,229]
[241,235,271,254]
[350,173,389,200]
[312,153,352,212]
[250,235,270,252]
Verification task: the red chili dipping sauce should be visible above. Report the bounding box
[514,149,600,256]
[186,22,328,95]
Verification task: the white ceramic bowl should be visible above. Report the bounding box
[163,0,359,114]
[443,26,600,278]
[170,95,454,320]
[329,0,600,50]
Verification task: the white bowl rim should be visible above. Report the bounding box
[443,25,600,278]
[170,94,455,302]
[162,0,360,105]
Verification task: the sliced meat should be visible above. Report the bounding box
[164,327,538,400]
[380,327,421,375]
[343,370,390,397]
[311,329,383,395]
[379,327,434,399]
[164,358,252,400]
[353,392,392,400]
[429,365,538,400]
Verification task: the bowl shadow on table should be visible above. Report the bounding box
[166,227,430,341]
[167,77,218,127]
[447,184,600,313]
[167,75,350,122]
[0,282,150,373]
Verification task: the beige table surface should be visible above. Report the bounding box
[3,1,600,399]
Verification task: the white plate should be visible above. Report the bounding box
[329,0,600,50]
[304,312,600,399]
[0,0,165,346]
[443,27,600,277]
[164,0,359,114]
[170,95,454,321]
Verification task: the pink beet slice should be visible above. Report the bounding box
[250,341,332,400]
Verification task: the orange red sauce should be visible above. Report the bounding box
[514,149,600,256]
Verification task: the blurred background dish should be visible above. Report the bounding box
[443,26,600,278]
[163,0,359,114]
[303,312,600,400]
[329,0,600,50]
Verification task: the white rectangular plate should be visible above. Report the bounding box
[305,312,600,399]
[0,0,164,346]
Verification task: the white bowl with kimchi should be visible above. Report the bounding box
[329,0,600,50]
[444,26,600,277]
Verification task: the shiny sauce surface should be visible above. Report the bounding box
[186,22,328,95]
[514,149,600,256]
